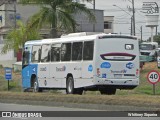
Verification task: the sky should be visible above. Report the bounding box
[80,0,160,41]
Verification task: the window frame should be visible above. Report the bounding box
[72,42,83,61]
[40,44,51,63]
[104,21,112,29]
[31,45,42,63]
[51,43,61,62]
[61,42,72,62]
[83,40,94,61]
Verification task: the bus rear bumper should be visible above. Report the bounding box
[93,78,139,89]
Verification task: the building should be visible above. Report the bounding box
[104,16,114,33]
[75,9,104,32]
[0,0,104,67]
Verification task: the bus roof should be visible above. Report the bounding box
[25,33,137,45]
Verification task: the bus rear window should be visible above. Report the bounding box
[125,44,134,50]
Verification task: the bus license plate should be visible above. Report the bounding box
[114,74,122,78]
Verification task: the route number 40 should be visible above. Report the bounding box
[149,74,158,79]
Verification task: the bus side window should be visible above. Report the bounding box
[31,45,41,63]
[83,41,94,60]
[41,44,51,62]
[51,43,61,62]
[72,42,82,61]
[61,43,71,61]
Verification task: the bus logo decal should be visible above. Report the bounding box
[88,65,93,72]
[126,62,134,69]
[56,66,66,72]
[102,73,107,78]
[101,62,111,69]
[32,67,36,72]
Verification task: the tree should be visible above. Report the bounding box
[147,33,160,44]
[1,20,41,54]
[19,0,96,38]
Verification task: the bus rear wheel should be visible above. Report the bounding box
[66,76,83,95]
[66,76,74,94]
[100,88,116,95]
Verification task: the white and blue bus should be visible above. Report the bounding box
[22,33,140,95]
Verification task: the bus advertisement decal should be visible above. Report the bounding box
[100,62,111,69]
[56,66,66,72]
[74,67,82,71]
[88,65,93,72]
[111,69,127,74]
[40,67,47,71]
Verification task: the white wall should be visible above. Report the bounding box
[0,44,16,67]
[0,44,14,61]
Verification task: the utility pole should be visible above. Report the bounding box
[141,26,142,42]
[130,16,132,35]
[13,0,16,29]
[93,0,95,32]
[156,26,158,35]
[132,0,135,36]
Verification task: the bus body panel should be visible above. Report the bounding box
[22,44,39,89]
[22,64,38,88]
[93,37,139,87]
[37,63,50,87]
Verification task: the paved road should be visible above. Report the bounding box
[0,102,90,111]
[0,103,159,120]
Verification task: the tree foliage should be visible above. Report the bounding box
[147,33,160,44]
[19,0,96,38]
[1,20,41,54]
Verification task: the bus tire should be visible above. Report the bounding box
[66,76,74,94]
[100,88,116,95]
[33,79,42,92]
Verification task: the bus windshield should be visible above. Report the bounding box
[140,44,153,50]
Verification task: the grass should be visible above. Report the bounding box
[0,68,22,92]
[134,62,160,95]
[0,92,160,108]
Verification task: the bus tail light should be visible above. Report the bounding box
[136,69,139,76]
[97,68,100,76]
